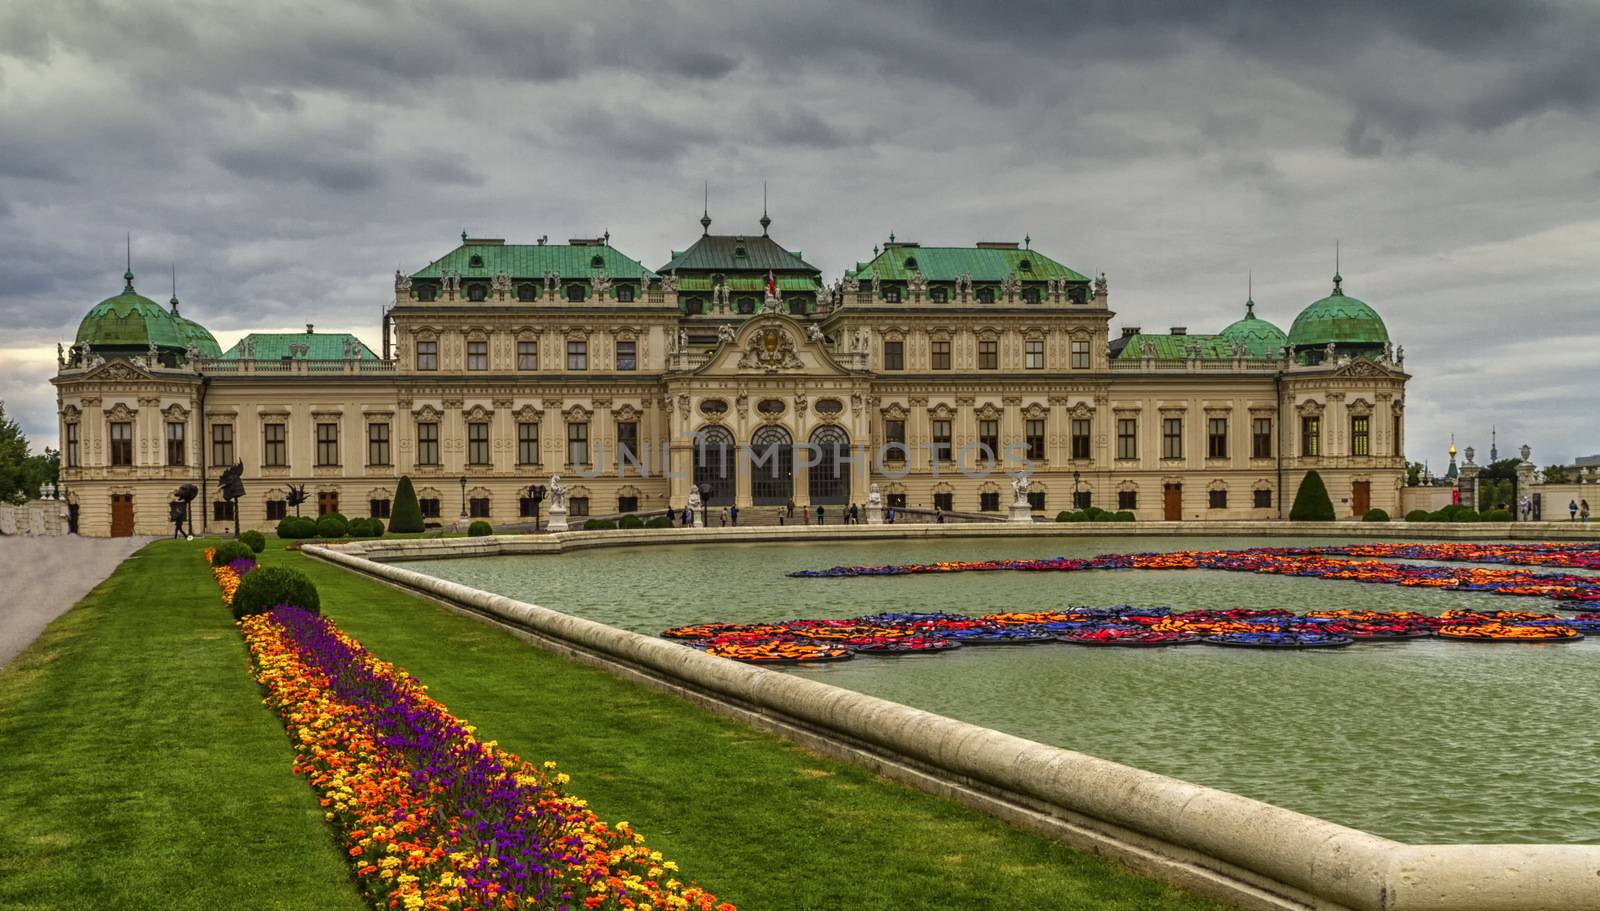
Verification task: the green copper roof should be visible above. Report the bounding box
[676,276,822,293]
[1287,276,1389,348]
[658,234,819,274]
[169,299,223,358]
[847,244,1089,283]
[412,242,657,281]
[220,332,379,361]
[74,272,188,351]
[1219,300,1288,353]
[1113,333,1247,360]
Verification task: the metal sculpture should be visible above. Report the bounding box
[218,462,245,537]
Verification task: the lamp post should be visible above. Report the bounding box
[1073,469,1082,511]
[525,484,547,531]
[459,476,469,521]
[699,482,714,527]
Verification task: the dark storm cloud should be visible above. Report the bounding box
[1,0,1597,461]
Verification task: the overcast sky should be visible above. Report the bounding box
[2,0,1596,467]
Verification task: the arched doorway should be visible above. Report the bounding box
[808,426,851,505]
[694,426,737,506]
[750,425,793,505]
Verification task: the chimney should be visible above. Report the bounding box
[1121,326,1141,337]
[305,323,315,335]
[1170,326,1187,336]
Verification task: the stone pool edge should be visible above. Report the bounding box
[305,540,1600,911]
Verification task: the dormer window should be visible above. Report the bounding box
[467,283,487,302]
[977,287,995,303]
[590,254,605,269]
[882,287,901,303]
[734,245,747,258]
[930,287,948,303]
[468,254,484,268]
[416,284,437,302]
[904,256,918,270]
[737,297,756,314]
[1018,259,1032,272]
[566,284,585,302]
[517,284,536,302]
[615,284,635,302]
[1022,287,1041,304]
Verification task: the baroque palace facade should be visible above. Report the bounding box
[54,214,1409,536]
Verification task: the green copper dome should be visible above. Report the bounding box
[1220,300,1287,355]
[169,296,222,358]
[1287,275,1389,349]
[74,270,187,352]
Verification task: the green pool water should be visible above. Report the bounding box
[403,536,1600,845]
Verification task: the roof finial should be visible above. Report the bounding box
[1332,240,1343,294]
[123,233,135,293]
[603,228,611,245]
[760,180,771,235]
[461,229,468,244]
[1246,269,1255,317]
[1024,233,1031,249]
[888,231,895,245]
[170,263,179,314]
[701,180,712,235]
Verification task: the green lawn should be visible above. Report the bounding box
[0,538,1226,911]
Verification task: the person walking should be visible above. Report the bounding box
[816,505,825,525]
[885,506,895,524]
[729,504,739,527]
[1571,499,1579,521]
[849,503,859,524]
[936,506,945,524]
[719,507,728,527]
[169,499,186,540]
[786,498,795,519]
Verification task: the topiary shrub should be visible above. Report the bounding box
[1362,508,1390,522]
[1450,508,1481,523]
[1061,511,1088,523]
[468,520,493,537]
[1289,470,1336,521]
[211,540,255,566]
[584,518,617,530]
[1481,509,1514,522]
[645,516,675,529]
[1055,511,1073,522]
[1083,506,1109,521]
[1405,509,1431,522]
[618,514,644,529]
[1113,510,1137,522]
[239,530,267,553]
[315,512,349,538]
[230,566,320,620]
[390,476,424,533]
[364,518,385,537]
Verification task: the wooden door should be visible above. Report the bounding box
[318,492,339,516]
[1163,484,1182,521]
[110,494,134,537]
[1351,480,1371,517]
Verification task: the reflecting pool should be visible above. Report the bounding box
[405,536,1600,845]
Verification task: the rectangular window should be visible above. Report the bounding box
[518,421,539,465]
[1119,490,1137,510]
[1301,416,1321,457]
[1252,417,1273,459]
[1026,419,1045,462]
[370,498,391,519]
[467,422,490,465]
[931,419,952,461]
[368,422,391,466]
[980,491,1000,512]
[617,495,639,513]
[420,498,441,519]
[567,422,589,467]
[1025,339,1044,369]
[517,340,538,370]
[1027,491,1046,511]
[1208,417,1228,459]
[566,340,587,371]
[1117,418,1137,460]
[615,340,636,371]
[931,339,951,370]
[1254,488,1273,509]
[570,496,590,517]
[884,419,906,460]
[887,492,907,509]
[467,340,488,370]
[66,423,80,468]
[1071,339,1090,369]
[1209,489,1228,509]
[212,424,234,467]
[315,423,338,466]
[416,340,438,371]
[978,419,999,461]
[266,500,287,520]
[616,420,638,464]
[469,497,490,518]
[109,421,133,466]
[213,500,235,521]
[1162,418,1183,459]
[519,497,538,517]
[933,492,954,512]
[883,340,904,371]
[978,339,998,370]
[416,422,440,466]
[263,423,287,467]
[1071,418,1091,460]
[166,421,186,466]
[1352,415,1370,456]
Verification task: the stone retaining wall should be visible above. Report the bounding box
[306,540,1600,911]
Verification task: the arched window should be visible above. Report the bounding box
[683,297,704,315]
[517,284,537,302]
[566,284,585,302]
[737,297,757,314]
[467,284,487,302]
[693,426,737,506]
[808,426,851,505]
[614,284,635,302]
[904,256,918,270]
[468,254,484,268]
[590,254,605,269]
[787,298,806,315]
[1018,259,1032,272]
[749,425,793,505]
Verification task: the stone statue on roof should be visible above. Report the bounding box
[661,273,677,293]
[1325,342,1337,361]
[394,270,412,294]
[1139,338,1155,357]
[1094,272,1108,298]
[545,271,560,295]
[907,272,928,295]
[718,324,736,345]
[807,323,825,345]
[592,272,611,298]
[492,271,512,294]
[842,275,860,293]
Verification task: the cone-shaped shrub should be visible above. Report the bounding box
[1289,470,1336,521]
[390,476,424,533]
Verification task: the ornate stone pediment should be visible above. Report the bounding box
[881,402,908,420]
[86,361,152,383]
[563,404,592,421]
[1023,401,1049,420]
[60,404,82,421]
[413,404,444,421]
[1296,399,1324,416]
[162,403,190,421]
[613,403,640,421]
[976,402,1002,421]
[1333,358,1396,378]
[515,403,542,422]
[1069,402,1095,419]
[464,404,494,422]
[105,402,137,420]
[736,325,804,372]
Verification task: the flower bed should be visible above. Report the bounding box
[205,551,732,911]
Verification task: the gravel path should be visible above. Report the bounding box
[0,535,153,669]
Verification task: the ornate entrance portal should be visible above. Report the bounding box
[808,426,850,505]
[750,425,793,505]
[693,426,737,506]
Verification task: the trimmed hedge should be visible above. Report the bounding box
[239,530,267,553]
[315,512,349,539]
[584,518,618,530]
[1112,511,1137,522]
[645,516,675,529]
[1482,509,1514,522]
[230,566,320,620]
[348,517,385,538]
[618,514,644,529]
[211,540,255,566]
[468,520,493,537]
[1362,508,1390,522]
[1289,470,1336,521]
[1405,509,1431,522]
[390,476,424,533]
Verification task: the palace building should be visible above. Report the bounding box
[53,213,1409,536]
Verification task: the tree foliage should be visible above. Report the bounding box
[0,401,58,504]
[1289,470,1336,521]
[1542,465,1572,484]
